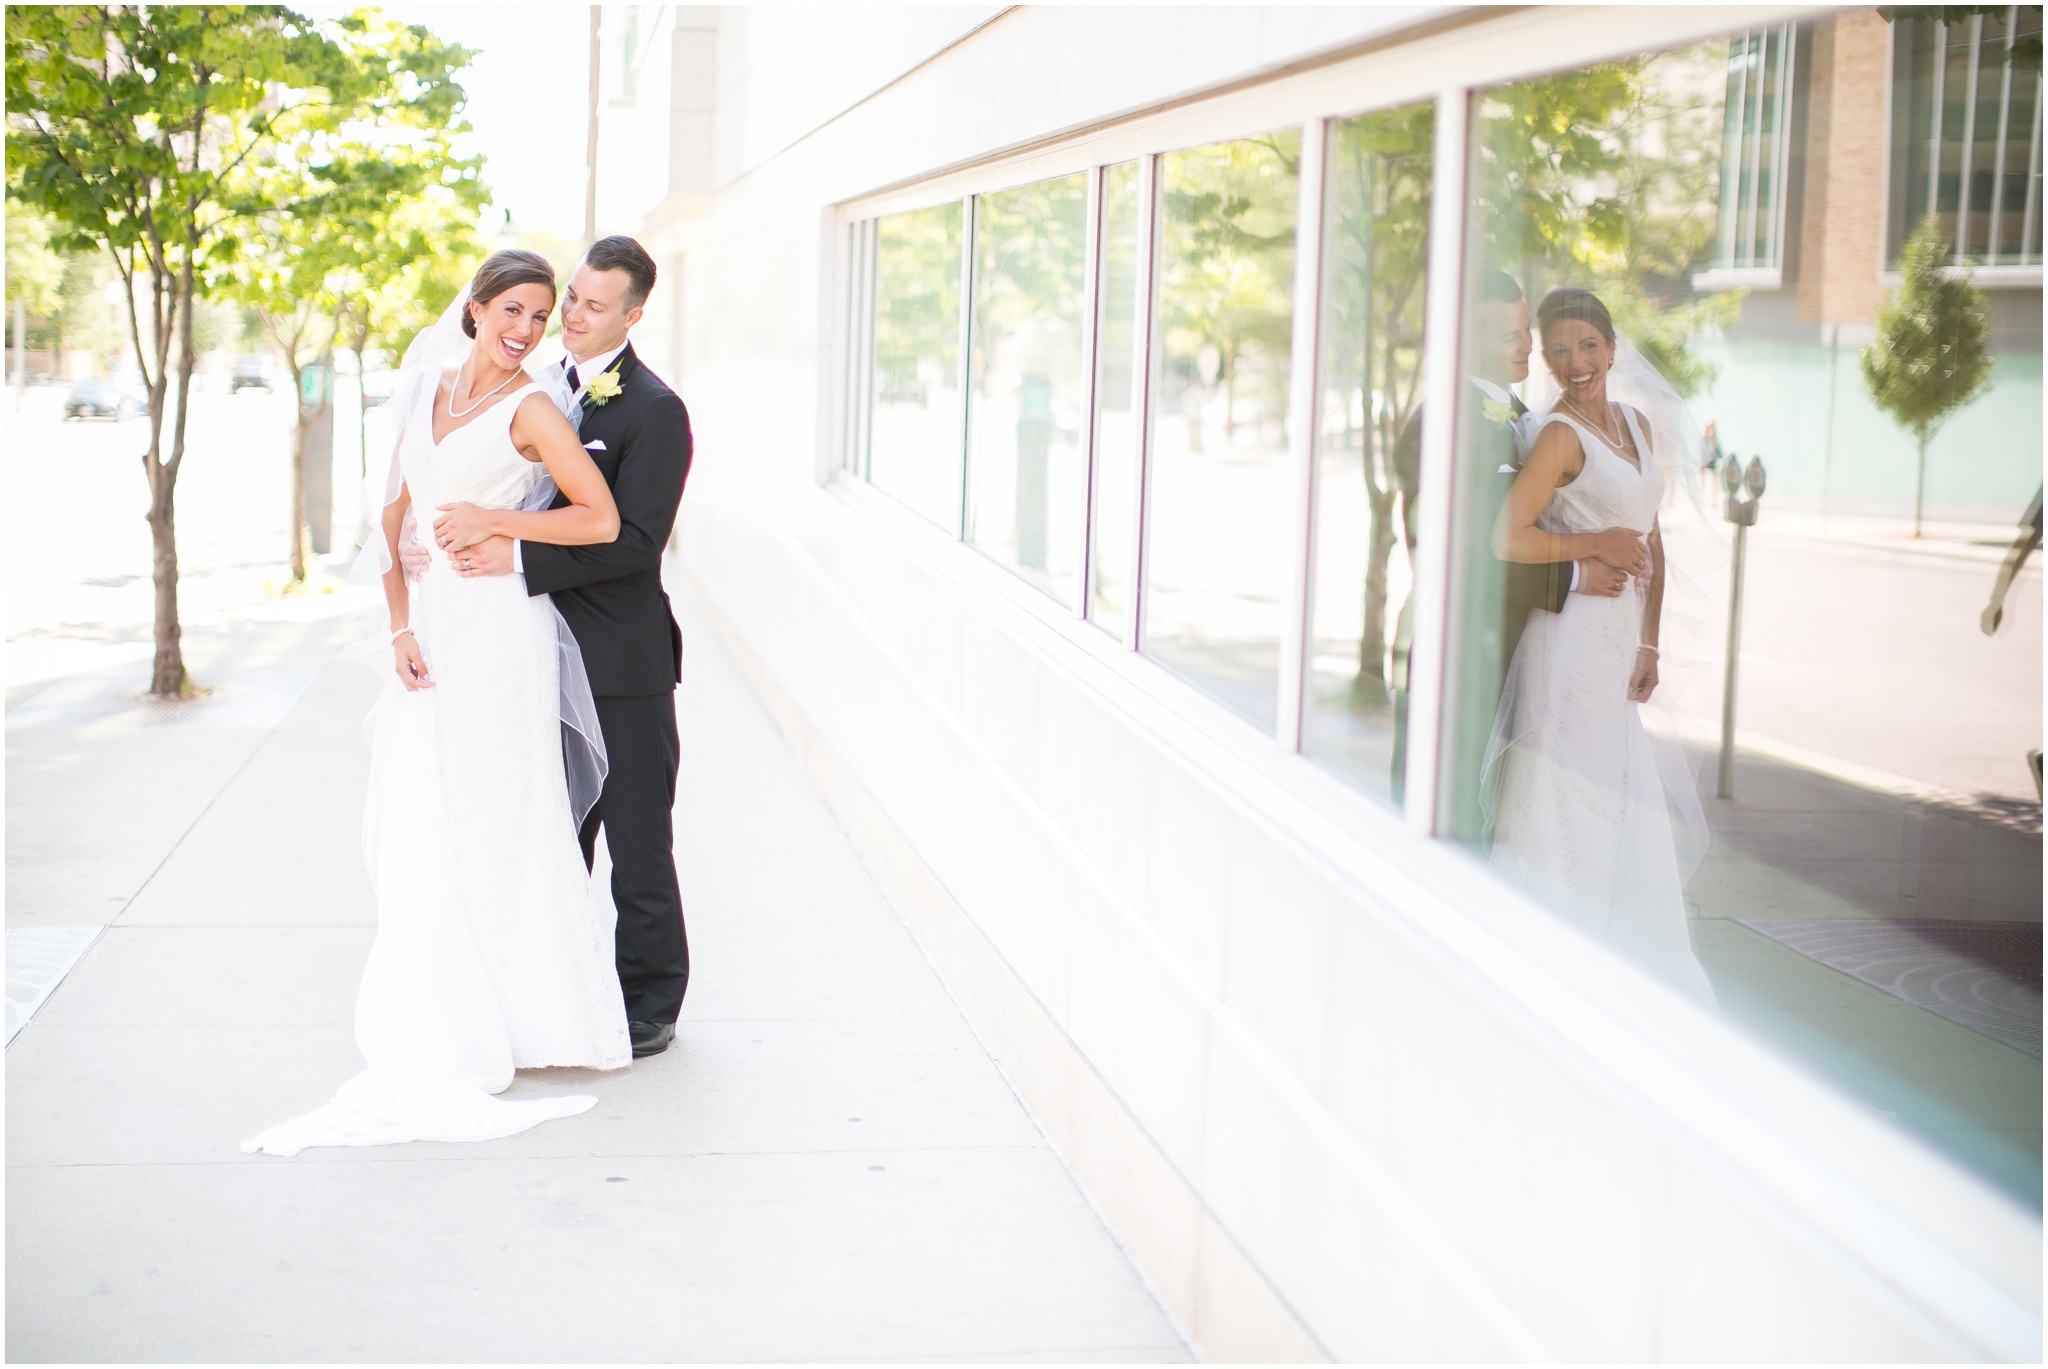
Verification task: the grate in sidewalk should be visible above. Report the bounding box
[1740,917,2043,1058]
[6,926,104,1045]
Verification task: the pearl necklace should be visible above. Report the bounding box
[446,359,519,419]
[1562,395,1624,449]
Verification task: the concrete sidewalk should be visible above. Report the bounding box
[5,572,1189,1363]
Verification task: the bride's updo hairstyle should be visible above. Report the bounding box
[1535,285,1616,343]
[462,249,557,338]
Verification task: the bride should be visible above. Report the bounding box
[1486,285,1715,1001]
[243,251,633,1156]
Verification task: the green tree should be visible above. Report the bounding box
[7,5,369,694]
[5,207,65,332]
[218,11,482,580]
[873,203,961,404]
[340,212,485,480]
[1322,104,1434,701]
[1862,217,1993,536]
[1159,134,1299,444]
[1473,41,1738,398]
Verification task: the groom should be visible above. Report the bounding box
[1386,269,1623,801]
[456,235,693,1059]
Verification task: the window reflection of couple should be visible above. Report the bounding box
[1481,273,1715,1001]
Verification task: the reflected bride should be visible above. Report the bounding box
[1485,286,1716,1001]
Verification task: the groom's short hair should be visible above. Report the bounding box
[583,236,657,309]
[1478,269,1524,306]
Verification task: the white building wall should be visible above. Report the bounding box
[614,7,2043,1360]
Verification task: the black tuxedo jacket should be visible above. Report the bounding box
[522,343,693,696]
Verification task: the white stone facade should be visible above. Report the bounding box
[590,7,2042,1359]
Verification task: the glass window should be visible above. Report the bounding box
[1445,12,2042,1205]
[1889,8,2045,267]
[870,203,965,530]
[1144,131,1301,729]
[966,174,1089,603]
[1302,103,1435,807]
[1707,26,1795,279]
[1090,161,1144,634]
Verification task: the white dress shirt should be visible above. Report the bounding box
[514,344,630,573]
[564,342,627,398]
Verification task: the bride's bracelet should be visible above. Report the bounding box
[1637,644,1659,656]
[391,626,415,643]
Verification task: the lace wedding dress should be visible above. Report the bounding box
[242,380,631,1157]
[1487,406,1715,1001]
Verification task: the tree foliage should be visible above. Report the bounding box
[1158,131,1299,435]
[7,4,386,692]
[873,202,960,400]
[8,4,485,685]
[215,10,484,579]
[1320,104,1434,700]
[1862,216,1992,534]
[1472,40,1738,397]
[5,207,65,321]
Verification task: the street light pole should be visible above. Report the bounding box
[584,6,603,245]
[1716,455,1767,800]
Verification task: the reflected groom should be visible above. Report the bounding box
[457,236,694,1059]
[1386,269,1621,802]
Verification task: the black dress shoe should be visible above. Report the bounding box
[629,1020,675,1058]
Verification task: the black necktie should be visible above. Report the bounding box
[564,361,579,391]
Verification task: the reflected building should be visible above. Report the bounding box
[590,6,2041,1360]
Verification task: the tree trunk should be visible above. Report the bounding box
[290,392,310,581]
[1356,480,1397,701]
[148,481,184,695]
[1913,431,1929,538]
[288,356,311,582]
[144,263,199,698]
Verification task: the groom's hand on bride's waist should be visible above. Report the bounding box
[1571,557,1627,598]
[453,536,516,578]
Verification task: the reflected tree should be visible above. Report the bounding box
[971,176,1085,576]
[1322,105,1434,704]
[1159,134,1299,448]
[1862,217,1992,536]
[873,203,961,408]
[1474,42,1739,398]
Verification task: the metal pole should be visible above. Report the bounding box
[1717,522,1747,799]
[14,297,26,410]
[584,6,603,245]
[1717,455,1766,799]
[1820,323,1839,531]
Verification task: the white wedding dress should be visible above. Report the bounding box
[243,380,631,1157]
[1487,406,1714,1001]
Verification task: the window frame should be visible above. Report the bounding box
[1878,7,2047,285]
[1694,24,1799,291]
[825,5,1835,832]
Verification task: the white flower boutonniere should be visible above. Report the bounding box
[1480,396,1515,427]
[584,369,623,407]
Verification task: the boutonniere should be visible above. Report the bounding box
[583,368,622,407]
[1480,396,1515,427]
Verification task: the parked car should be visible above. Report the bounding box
[63,376,143,421]
[229,353,275,393]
